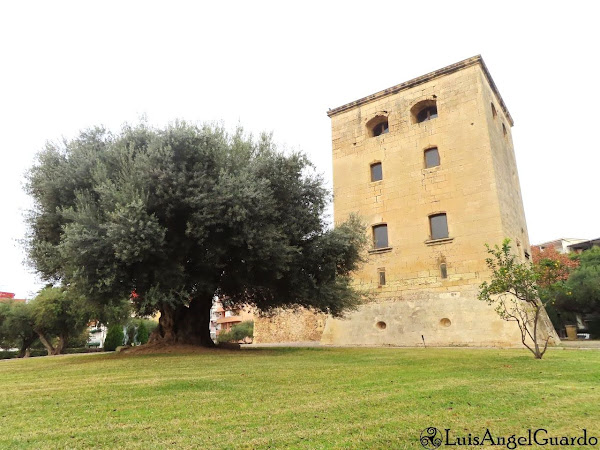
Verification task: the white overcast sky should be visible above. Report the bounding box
[1,1,599,298]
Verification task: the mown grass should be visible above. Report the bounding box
[0,347,598,449]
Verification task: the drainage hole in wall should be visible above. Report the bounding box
[440,318,451,327]
[376,321,387,330]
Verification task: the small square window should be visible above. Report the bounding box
[373,224,388,249]
[424,148,440,168]
[370,162,383,182]
[429,214,448,240]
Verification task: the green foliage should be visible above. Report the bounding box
[141,319,158,336]
[587,319,600,339]
[62,347,104,354]
[104,325,124,351]
[563,246,600,314]
[94,299,132,329]
[479,239,553,359]
[65,328,91,349]
[0,301,38,357]
[25,122,367,341]
[0,349,48,359]
[544,302,578,332]
[136,321,149,344]
[217,321,254,343]
[30,287,92,354]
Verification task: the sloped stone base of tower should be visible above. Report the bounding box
[320,290,559,348]
[253,288,560,348]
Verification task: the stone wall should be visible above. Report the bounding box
[253,308,326,343]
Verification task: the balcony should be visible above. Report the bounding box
[217,315,242,325]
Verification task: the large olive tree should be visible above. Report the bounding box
[26,123,365,347]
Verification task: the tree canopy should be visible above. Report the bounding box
[563,246,600,314]
[0,301,38,358]
[26,122,366,346]
[30,287,92,355]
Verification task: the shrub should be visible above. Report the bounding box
[587,319,600,339]
[140,319,158,335]
[0,351,17,360]
[137,321,149,344]
[217,321,254,343]
[63,347,104,354]
[104,325,124,351]
[66,329,91,349]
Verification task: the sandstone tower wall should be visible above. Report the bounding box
[254,56,558,347]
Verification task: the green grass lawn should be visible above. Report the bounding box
[1,347,599,449]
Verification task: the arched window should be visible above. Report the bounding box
[424,147,440,168]
[417,106,437,122]
[372,121,388,136]
[491,102,497,118]
[411,100,438,124]
[367,115,389,137]
[502,123,507,136]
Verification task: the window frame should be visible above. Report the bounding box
[424,147,440,168]
[410,99,438,124]
[428,213,449,241]
[378,267,386,286]
[372,224,389,249]
[416,106,438,123]
[366,115,389,138]
[370,162,383,182]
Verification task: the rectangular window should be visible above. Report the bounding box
[429,214,448,240]
[370,162,383,182]
[373,224,388,248]
[378,268,386,286]
[425,147,440,168]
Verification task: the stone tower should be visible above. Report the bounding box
[320,55,556,347]
[253,55,558,347]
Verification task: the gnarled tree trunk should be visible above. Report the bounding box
[36,331,55,355]
[18,336,36,358]
[35,331,65,355]
[149,296,215,347]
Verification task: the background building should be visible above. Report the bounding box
[210,299,254,342]
[535,238,588,254]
